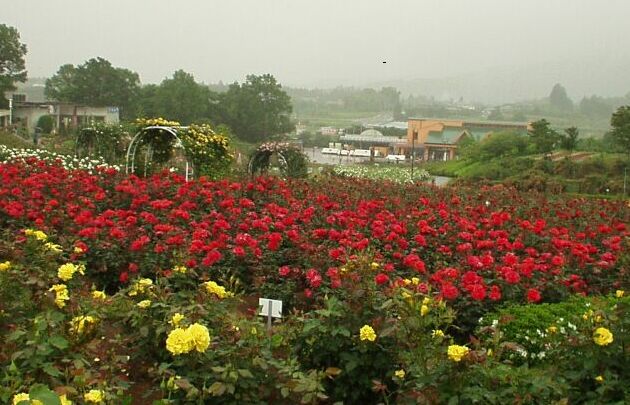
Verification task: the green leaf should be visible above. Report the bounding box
[43,364,63,377]
[447,395,459,405]
[49,335,69,350]
[208,381,226,396]
[271,334,284,348]
[237,369,254,378]
[29,384,61,405]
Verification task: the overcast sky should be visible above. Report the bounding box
[4,0,630,95]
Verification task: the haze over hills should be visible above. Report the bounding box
[14,54,630,109]
[351,57,630,105]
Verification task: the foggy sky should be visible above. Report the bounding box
[4,0,630,100]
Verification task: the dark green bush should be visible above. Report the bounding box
[36,115,55,134]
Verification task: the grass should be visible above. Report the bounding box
[295,111,387,130]
[0,131,36,149]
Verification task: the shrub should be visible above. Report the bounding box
[36,115,55,134]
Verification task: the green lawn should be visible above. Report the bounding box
[0,131,35,149]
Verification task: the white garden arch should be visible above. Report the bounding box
[125,125,194,181]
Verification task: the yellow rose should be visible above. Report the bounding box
[616,290,625,298]
[420,305,430,316]
[394,369,405,379]
[137,300,152,309]
[83,389,104,403]
[69,315,97,336]
[59,394,73,405]
[58,263,84,281]
[0,261,10,271]
[166,327,193,355]
[49,284,70,308]
[92,290,106,301]
[187,323,211,353]
[202,280,232,298]
[431,329,445,338]
[173,265,187,274]
[593,327,613,346]
[447,345,469,362]
[25,229,48,241]
[170,313,185,327]
[44,242,63,253]
[359,325,377,342]
[13,393,30,405]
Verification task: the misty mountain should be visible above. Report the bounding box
[368,57,630,105]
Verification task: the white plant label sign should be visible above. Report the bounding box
[259,298,283,318]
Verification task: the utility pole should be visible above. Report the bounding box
[410,131,417,179]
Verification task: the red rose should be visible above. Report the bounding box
[374,273,389,285]
[526,288,542,303]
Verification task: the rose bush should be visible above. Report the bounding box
[0,156,628,403]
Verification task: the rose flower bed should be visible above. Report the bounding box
[0,157,628,404]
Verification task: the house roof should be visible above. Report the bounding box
[340,134,406,144]
[409,117,529,128]
[425,128,468,145]
[359,128,384,137]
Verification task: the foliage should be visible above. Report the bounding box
[610,105,630,155]
[0,24,27,107]
[179,124,234,179]
[528,119,561,154]
[223,74,294,143]
[131,118,233,179]
[76,122,130,163]
[289,86,401,115]
[560,126,579,152]
[463,131,530,161]
[477,294,630,403]
[0,158,629,403]
[36,115,55,134]
[248,142,308,178]
[45,57,140,119]
[549,83,573,112]
[580,95,614,118]
[0,131,33,149]
[136,70,216,125]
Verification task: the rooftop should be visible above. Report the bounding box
[340,133,406,144]
[408,117,529,128]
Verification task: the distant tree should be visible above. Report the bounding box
[45,57,140,119]
[45,64,77,101]
[151,70,213,124]
[549,83,573,111]
[475,131,529,161]
[0,24,28,107]
[579,95,613,118]
[223,74,293,143]
[528,119,560,154]
[610,106,630,155]
[560,126,579,152]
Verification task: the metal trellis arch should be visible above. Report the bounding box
[125,125,194,181]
